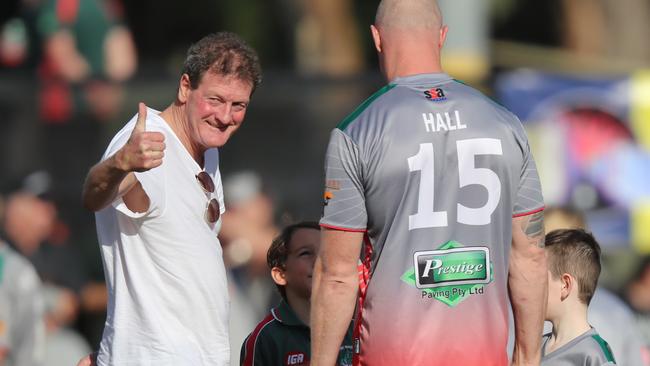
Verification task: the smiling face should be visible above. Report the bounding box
[179,71,253,152]
[278,227,320,300]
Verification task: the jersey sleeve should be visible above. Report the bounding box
[240,315,275,366]
[512,137,544,217]
[240,332,271,366]
[320,128,367,232]
[102,114,167,219]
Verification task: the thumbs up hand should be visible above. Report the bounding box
[115,102,166,172]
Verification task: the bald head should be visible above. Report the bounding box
[375,0,443,31]
[371,0,447,81]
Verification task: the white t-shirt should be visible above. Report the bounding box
[95,108,229,366]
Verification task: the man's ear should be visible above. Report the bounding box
[371,25,382,53]
[178,74,191,103]
[271,267,287,286]
[439,25,449,49]
[560,273,573,301]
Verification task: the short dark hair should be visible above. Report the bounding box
[545,229,602,305]
[267,221,320,299]
[182,32,262,91]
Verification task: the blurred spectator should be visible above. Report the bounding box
[291,0,364,76]
[2,189,56,258]
[0,219,45,365]
[35,0,136,124]
[1,171,87,293]
[0,17,29,68]
[42,284,91,366]
[625,258,650,346]
[33,0,137,214]
[545,206,650,366]
[2,170,108,351]
[221,171,279,274]
[219,171,280,366]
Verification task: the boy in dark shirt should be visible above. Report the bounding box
[240,222,352,366]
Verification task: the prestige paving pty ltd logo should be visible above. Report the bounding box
[401,240,493,307]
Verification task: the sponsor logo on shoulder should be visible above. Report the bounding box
[401,240,493,307]
[424,87,447,101]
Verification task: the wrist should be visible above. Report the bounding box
[511,348,541,366]
[112,148,131,173]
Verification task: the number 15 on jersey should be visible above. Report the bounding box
[408,138,503,230]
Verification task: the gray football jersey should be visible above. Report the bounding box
[541,328,617,365]
[320,73,544,365]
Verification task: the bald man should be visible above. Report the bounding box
[310,1,547,365]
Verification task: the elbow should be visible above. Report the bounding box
[512,243,546,265]
[509,246,548,287]
[522,245,546,266]
[81,189,102,212]
[316,263,358,292]
[321,271,358,293]
[82,197,98,212]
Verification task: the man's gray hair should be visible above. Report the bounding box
[182,32,262,91]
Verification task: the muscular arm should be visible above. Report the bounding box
[311,228,362,366]
[509,211,547,366]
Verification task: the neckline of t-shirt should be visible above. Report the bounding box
[146,107,205,173]
[390,72,452,85]
[542,327,595,357]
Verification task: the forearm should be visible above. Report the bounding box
[509,242,547,365]
[82,153,132,212]
[310,259,358,366]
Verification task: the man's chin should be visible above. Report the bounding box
[204,132,231,148]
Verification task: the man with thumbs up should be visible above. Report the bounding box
[81,32,262,366]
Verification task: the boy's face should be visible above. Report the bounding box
[280,228,320,300]
[546,271,565,321]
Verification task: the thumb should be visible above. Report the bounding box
[132,102,147,134]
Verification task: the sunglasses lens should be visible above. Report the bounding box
[206,198,220,223]
[196,171,215,193]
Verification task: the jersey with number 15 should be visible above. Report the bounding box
[320,73,544,366]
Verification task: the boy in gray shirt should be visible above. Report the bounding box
[542,229,616,365]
